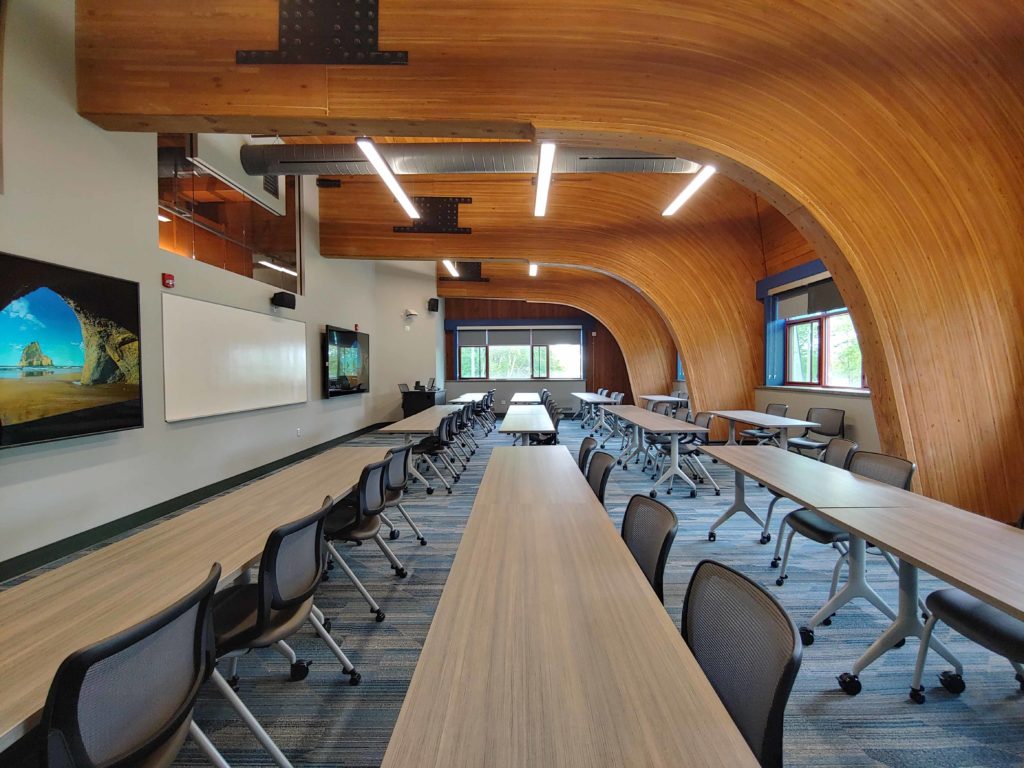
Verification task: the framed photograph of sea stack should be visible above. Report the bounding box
[0,252,143,448]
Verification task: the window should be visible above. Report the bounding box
[456,327,583,380]
[784,310,865,388]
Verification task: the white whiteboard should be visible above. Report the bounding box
[162,294,307,422]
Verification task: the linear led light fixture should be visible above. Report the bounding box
[258,259,298,277]
[534,142,557,217]
[442,259,460,277]
[157,214,172,223]
[528,263,539,277]
[355,137,420,220]
[662,164,716,216]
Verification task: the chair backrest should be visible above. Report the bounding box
[437,413,454,446]
[386,444,413,492]
[692,411,714,444]
[681,560,801,768]
[652,401,672,416]
[259,495,333,623]
[621,495,678,602]
[821,437,858,469]
[673,405,692,422]
[613,392,625,405]
[354,457,390,519]
[398,383,410,393]
[578,436,598,472]
[848,450,915,489]
[597,388,608,396]
[805,407,845,438]
[765,402,788,418]
[42,563,221,768]
[586,451,616,505]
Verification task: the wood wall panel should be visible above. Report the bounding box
[441,266,678,403]
[74,2,1024,520]
[316,173,765,430]
[756,196,818,277]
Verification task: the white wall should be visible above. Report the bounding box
[0,0,443,563]
[753,387,879,452]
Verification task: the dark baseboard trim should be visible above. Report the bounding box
[0,422,389,584]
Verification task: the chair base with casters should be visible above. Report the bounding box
[323,539,387,622]
[909,588,1024,704]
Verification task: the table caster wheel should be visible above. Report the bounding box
[715,489,721,496]
[667,488,673,495]
[447,488,453,495]
[419,538,427,546]
[939,671,965,694]
[322,618,332,633]
[775,574,787,586]
[374,609,386,622]
[837,672,862,695]
[799,627,814,646]
[453,474,461,482]
[893,638,906,649]
[617,459,623,465]
[227,675,240,691]
[426,487,435,495]
[290,661,311,682]
[389,528,400,540]
[759,533,771,544]
[348,671,362,686]
[909,687,925,704]
[707,531,717,542]
[770,557,780,568]
[397,568,408,578]
[690,490,697,498]
[649,490,658,499]
[822,612,835,626]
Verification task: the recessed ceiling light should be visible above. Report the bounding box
[534,143,556,217]
[528,263,539,277]
[356,137,420,220]
[157,214,172,223]
[258,259,298,277]
[442,259,460,277]
[662,165,716,216]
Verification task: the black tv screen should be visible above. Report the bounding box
[0,252,143,448]
[323,325,369,397]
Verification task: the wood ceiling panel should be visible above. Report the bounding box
[438,265,677,402]
[75,1,1024,520]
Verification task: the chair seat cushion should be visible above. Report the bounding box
[926,588,1024,661]
[788,436,827,452]
[213,584,312,654]
[385,488,402,504]
[740,428,776,439]
[786,508,849,544]
[327,512,381,542]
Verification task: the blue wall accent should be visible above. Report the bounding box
[755,259,828,300]
[676,354,685,381]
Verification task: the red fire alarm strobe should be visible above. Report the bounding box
[162,273,175,289]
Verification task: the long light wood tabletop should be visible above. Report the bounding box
[450,392,487,404]
[498,404,554,440]
[708,409,818,449]
[604,405,710,496]
[380,446,757,768]
[509,391,541,404]
[0,445,389,750]
[604,405,708,434]
[378,404,462,434]
[571,392,615,404]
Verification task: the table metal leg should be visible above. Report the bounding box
[707,469,763,540]
[837,556,961,696]
[591,407,609,436]
[779,426,790,450]
[651,434,698,499]
[617,425,642,467]
[724,419,738,446]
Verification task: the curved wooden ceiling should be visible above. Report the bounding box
[437,263,677,401]
[76,1,1024,520]
[317,172,768,429]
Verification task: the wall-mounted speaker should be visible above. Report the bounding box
[427,297,440,313]
[271,291,296,309]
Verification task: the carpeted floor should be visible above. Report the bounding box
[7,415,1023,766]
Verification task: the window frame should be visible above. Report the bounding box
[456,327,584,382]
[531,344,549,379]
[458,345,489,380]
[783,310,867,389]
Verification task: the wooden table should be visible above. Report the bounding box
[639,394,688,410]
[498,404,554,445]
[707,409,818,450]
[450,392,487,404]
[701,445,1024,696]
[509,391,541,404]
[571,391,615,431]
[0,445,389,751]
[380,446,757,768]
[603,405,709,498]
[380,405,463,489]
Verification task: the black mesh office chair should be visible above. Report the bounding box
[740,403,789,445]
[909,513,1024,703]
[788,407,845,458]
[586,450,616,506]
[621,494,678,603]
[412,413,457,493]
[211,496,360,767]
[384,444,426,546]
[578,436,598,473]
[761,437,858,545]
[682,560,802,768]
[40,564,224,768]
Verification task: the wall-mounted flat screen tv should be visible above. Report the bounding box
[323,325,369,397]
[0,252,143,448]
